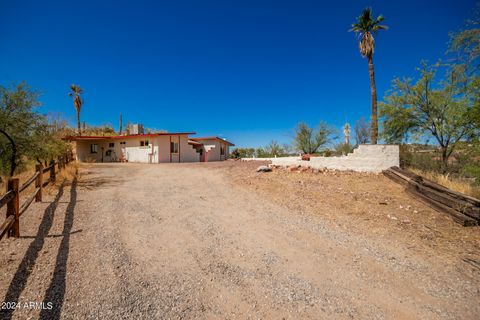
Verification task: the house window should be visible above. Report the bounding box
[109,142,114,148]
[120,141,126,145]
[90,144,98,154]
[220,146,225,156]
[170,142,178,154]
[140,140,149,147]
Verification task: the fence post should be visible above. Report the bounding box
[6,178,20,237]
[35,164,43,202]
[50,160,56,183]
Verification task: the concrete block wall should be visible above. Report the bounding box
[242,145,399,173]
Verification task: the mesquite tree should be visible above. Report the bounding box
[380,63,479,169]
[293,122,336,154]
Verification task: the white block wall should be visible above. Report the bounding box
[125,145,154,163]
[243,145,400,173]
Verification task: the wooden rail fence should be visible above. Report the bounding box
[384,166,480,227]
[0,152,74,240]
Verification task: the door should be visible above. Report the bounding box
[121,144,126,162]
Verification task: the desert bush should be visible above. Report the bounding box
[333,143,354,156]
[230,148,255,159]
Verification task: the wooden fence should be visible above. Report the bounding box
[384,166,480,226]
[0,153,74,240]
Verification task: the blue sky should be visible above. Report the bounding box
[0,0,476,147]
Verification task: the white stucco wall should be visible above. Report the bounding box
[76,138,154,163]
[155,135,200,163]
[76,140,121,162]
[195,139,230,161]
[75,134,201,163]
[181,136,201,162]
[242,145,400,173]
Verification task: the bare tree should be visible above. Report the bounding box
[354,117,370,145]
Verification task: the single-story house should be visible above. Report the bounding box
[65,133,234,163]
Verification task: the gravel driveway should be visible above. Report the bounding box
[0,162,478,319]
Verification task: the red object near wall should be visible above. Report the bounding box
[301,154,311,161]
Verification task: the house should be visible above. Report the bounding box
[66,132,234,163]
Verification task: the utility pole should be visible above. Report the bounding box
[119,113,123,135]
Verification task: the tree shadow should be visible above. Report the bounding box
[77,177,124,190]
[0,182,66,320]
[39,175,78,319]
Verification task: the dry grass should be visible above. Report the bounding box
[1,170,36,196]
[409,168,480,199]
[0,162,79,196]
[215,161,480,263]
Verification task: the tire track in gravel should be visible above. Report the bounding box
[5,162,475,319]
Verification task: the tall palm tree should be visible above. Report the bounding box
[350,8,387,144]
[69,84,84,135]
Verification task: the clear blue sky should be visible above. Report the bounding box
[0,0,476,147]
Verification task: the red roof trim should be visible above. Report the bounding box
[64,132,195,141]
[190,136,235,146]
[188,140,203,146]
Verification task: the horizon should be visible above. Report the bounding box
[0,0,476,148]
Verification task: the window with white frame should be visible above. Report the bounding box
[140,140,149,147]
[90,144,98,154]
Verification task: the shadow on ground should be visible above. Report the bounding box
[0,174,79,320]
[39,175,78,320]
[77,177,123,190]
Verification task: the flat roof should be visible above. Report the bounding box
[64,132,195,141]
[188,140,203,146]
[190,136,235,146]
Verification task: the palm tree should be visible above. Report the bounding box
[350,8,387,144]
[69,84,84,135]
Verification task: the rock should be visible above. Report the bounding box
[256,165,272,173]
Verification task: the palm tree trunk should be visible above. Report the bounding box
[368,55,378,144]
[76,109,81,136]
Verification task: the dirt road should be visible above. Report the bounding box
[1,162,479,319]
